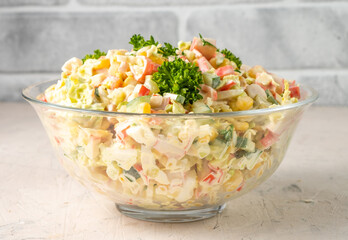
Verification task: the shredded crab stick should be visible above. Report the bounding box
[41,34,302,209]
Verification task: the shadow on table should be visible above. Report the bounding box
[158,170,348,237]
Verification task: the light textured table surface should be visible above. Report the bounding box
[0,103,347,240]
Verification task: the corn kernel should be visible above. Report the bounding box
[69,73,79,84]
[138,51,147,57]
[118,104,127,112]
[108,62,120,76]
[123,76,137,87]
[95,58,110,69]
[236,95,254,111]
[91,73,107,87]
[184,50,196,62]
[100,118,111,130]
[247,65,265,78]
[210,128,218,141]
[229,100,238,111]
[61,72,68,79]
[106,162,121,180]
[120,72,127,80]
[115,50,127,55]
[209,57,218,68]
[148,168,159,178]
[234,121,249,131]
[219,58,231,67]
[198,135,210,144]
[111,75,123,89]
[114,91,126,106]
[138,102,151,114]
[178,41,191,51]
[149,55,164,65]
[116,73,123,81]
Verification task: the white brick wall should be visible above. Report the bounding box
[0,0,347,105]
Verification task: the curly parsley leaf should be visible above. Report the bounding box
[129,34,159,51]
[152,58,203,105]
[158,42,178,57]
[129,34,145,51]
[130,34,177,57]
[219,48,242,70]
[145,35,159,47]
[199,33,216,48]
[82,49,106,63]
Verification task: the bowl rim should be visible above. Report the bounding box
[22,79,318,118]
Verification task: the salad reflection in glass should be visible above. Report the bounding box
[27,34,315,222]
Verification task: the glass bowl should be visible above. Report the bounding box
[22,79,318,222]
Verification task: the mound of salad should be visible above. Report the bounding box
[41,34,302,209]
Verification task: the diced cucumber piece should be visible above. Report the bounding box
[172,101,186,114]
[126,95,151,112]
[94,87,100,98]
[202,73,213,86]
[212,76,221,89]
[163,93,185,105]
[236,136,247,148]
[203,72,221,89]
[176,95,185,105]
[192,101,212,113]
[124,166,140,181]
[249,122,256,129]
[255,95,271,108]
[216,55,225,66]
[236,136,255,152]
[245,149,263,161]
[245,150,263,167]
[265,89,279,105]
[218,124,234,142]
[144,78,160,94]
[165,104,173,112]
[243,139,255,152]
[215,78,227,89]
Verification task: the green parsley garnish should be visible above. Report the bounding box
[152,58,203,105]
[199,33,216,48]
[218,124,234,142]
[158,42,178,57]
[219,48,242,70]
[129,34,158,51]
[129,34,177,57]
[82,49,106,63]
[198,34,242,71]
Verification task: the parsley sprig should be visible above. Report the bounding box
[219,48,242,70]
[129,34,158,51]
[152,58,203,105]
[199,33,216,48]
[158,42,178,57]
[82,49,106,63]
[129,34,177,57]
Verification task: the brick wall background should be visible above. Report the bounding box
[0,0,347,105]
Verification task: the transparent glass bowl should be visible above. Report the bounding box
[23,80,318,222]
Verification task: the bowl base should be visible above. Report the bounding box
[116,203,226,223]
